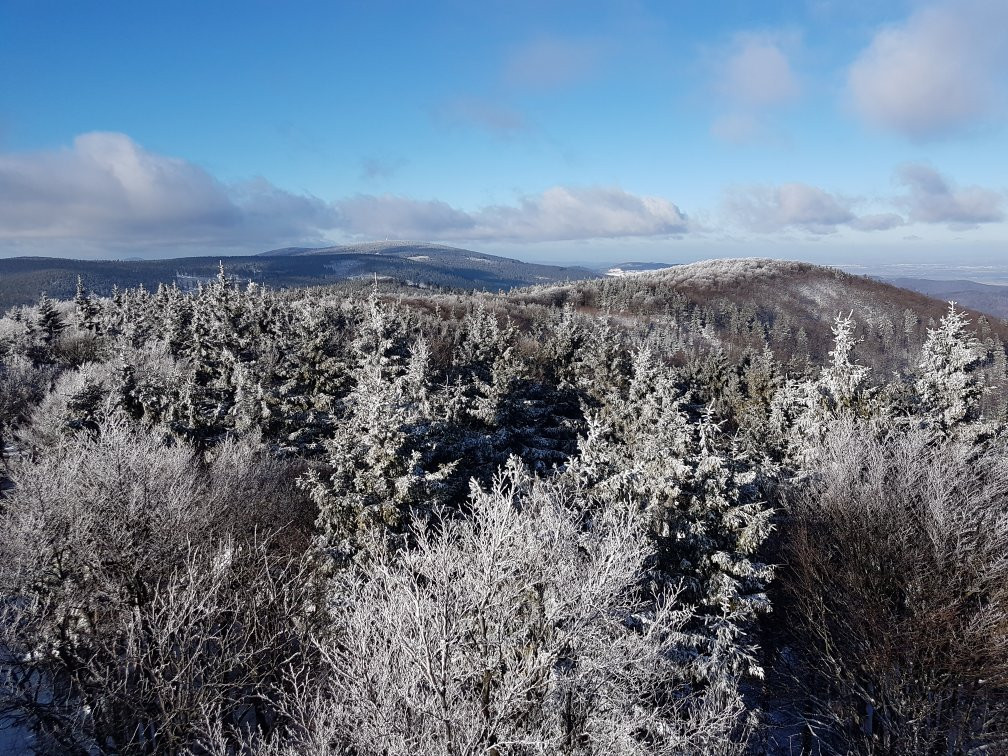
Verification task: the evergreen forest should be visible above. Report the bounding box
[1,258,1006,755]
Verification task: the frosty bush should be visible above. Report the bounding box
[271,460,750,756]
[775,419,1008,754]
[0,415,320,753]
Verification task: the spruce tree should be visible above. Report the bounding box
[74,276,103,335]
[302,296,456,566]
[36,292,66,346]
[564,344,773,683]
[916,302,989,438]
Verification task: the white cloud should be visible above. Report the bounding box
[334,186,690,242]
[709,33,800,143]
[475,186,689,241]
[895,163,1004,227]
[725,183,856,234]
[719,35,801,107]
[0,134,693,254]
[726,168,1006,235]
[0,132,336,254]
[847,0,1008,138]
[334,195,476,239]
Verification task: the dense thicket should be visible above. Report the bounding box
[1,261,1006,754]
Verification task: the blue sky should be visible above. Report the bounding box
[1,0,1006,267]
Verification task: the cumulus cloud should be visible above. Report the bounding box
[475,186,689,241]
[895,163,1004,227]
[725,183,856,234]
[334,186,689,242]
[334,195,476,239]
[718,35,801,107]
[710,33,800,143]
[0,132,336,254]
[847,0,1008,138]
[0,133,694,253]
[726,168,1006,234]
[503,36,605,91]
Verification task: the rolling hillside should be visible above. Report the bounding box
[508,258,1008,372]
[0,243,597,311]
[884,276,1008,320]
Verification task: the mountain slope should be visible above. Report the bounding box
[261,241,488,259]
[257,241,598,289]
[884,277,1008,320]
[0,244,597,311]
[509,258,1008,370]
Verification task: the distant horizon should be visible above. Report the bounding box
[6,238,1008,285]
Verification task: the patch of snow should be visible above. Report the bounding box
[606,264,678,278]
[407,255,430,261]
[606,267,656,278]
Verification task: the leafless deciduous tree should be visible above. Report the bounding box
[774,419,1008,754]
[0,414,322,754]
[269,459,750,756]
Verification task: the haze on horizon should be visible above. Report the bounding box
[1,0,1006,269]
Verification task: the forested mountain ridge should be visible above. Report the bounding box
[262,240,504,261]
[1,259,1006,754]
[511,257,1008,373]
[0,243,597,310]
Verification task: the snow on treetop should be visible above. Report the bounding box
[643,258,814,287]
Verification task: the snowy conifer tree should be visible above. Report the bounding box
[302,296,456,565]
[35,292,66,346]
[74,276,103,336]
[787,313,879,464]
[564,344,773,684]
[916,302,989,438]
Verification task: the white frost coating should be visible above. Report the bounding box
[643,258,813,287]
[606,266,652,278]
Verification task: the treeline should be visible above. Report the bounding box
[0,265,1006,754]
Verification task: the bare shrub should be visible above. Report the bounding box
[0,414,321,753]
[50,330,105,367]
[774,419,1008,754]
[0,354,52,468]
[271,460,749,756]
[16,364,114,451]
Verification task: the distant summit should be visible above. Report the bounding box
[255,241,597,290]
[0,243,599,309]
[260,241,497,260]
